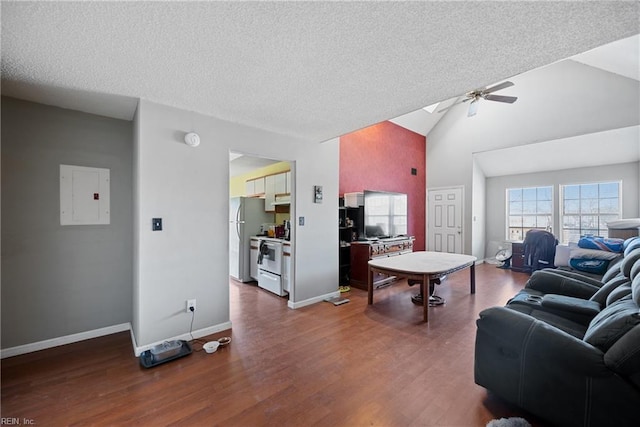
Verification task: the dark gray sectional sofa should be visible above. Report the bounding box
[474,239,640,427]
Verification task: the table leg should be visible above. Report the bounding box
[368,266,373,305]
[470,263,476,294]
[422,273,430,322]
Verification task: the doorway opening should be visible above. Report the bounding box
[228,151,295,307]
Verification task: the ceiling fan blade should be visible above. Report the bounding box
[484,94,518,104]
[483,81,514,94]
[468,100,478,117]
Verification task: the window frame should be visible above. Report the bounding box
[505,185,554,242]
[559,180,622,244]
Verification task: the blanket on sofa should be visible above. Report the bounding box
[578,236,625,253]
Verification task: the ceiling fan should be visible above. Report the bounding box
[439,81,518,117]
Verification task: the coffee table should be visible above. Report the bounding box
[368,251,477,322]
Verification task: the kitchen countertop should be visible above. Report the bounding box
[251,235,290,243]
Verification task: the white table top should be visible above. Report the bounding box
[368,251,477,274]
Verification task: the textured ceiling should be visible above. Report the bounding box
[2,1,639,142]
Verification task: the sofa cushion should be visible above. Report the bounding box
[631,259,640,281]
[621,248,640,278]
[633,273,640,306]
[554,244,571,267]
[601,257,623,283]
[591,275,629,306]
[584,298,640,352]
[623,236,640,251]
[606,285,633,305]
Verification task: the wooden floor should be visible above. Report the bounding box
[1,264,549,426]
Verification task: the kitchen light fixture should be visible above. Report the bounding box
[184,132,200,147]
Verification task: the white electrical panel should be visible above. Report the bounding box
[60,164,110,225]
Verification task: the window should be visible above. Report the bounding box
[560,181,621,243]
[507,186,553,241]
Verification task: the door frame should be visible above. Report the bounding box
[228,151,296,303]
[426,185,465,254]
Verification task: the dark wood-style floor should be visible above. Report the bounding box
[1,264,549,426]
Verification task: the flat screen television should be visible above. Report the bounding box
[363,190,408,240]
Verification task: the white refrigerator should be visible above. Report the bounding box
[229,197,273,282]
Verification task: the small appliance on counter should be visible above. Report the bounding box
[260,223,276,237]
[284,220,291,240]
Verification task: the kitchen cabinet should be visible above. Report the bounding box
[275,172,287,195]
[264,175,276,211]
[263,171,291,212]
[250,238,260,280]
[285,171,291,193]
[245,177,265,197]
[255,177,265,194]
[283,242,291,293]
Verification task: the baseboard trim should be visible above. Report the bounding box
[131,321,233,356]
[288,290,340,309]
[1,323,131,359]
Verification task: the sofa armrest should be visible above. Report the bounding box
[525,270,600,299]
[541,294,601,316]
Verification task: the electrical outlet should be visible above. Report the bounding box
[186,299,196,313]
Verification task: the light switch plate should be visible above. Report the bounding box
[152,218,162,231]
[314,185,323,203]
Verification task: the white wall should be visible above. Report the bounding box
[133,100,339,351]
[289,139,340,304]
[427,59,640,257]
[472,158,486,259]
[484,162,639,253]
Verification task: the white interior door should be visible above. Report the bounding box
[428,187,463,253]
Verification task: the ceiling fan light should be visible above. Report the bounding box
[468,100,478,117]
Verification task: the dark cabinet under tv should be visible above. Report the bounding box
[349,237,414,290]
[338,199,364,286]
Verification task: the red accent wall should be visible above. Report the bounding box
[340,121,426,250]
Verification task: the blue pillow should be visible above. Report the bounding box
[570,258,610,275]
